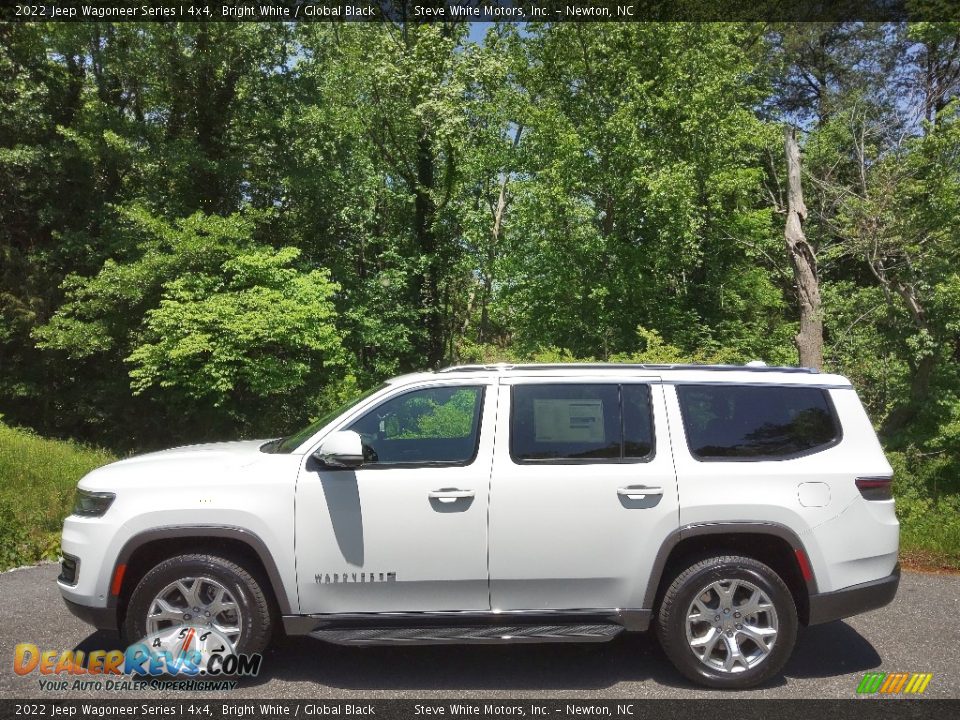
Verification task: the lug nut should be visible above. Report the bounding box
[734,612,741,618]
[736,623,742,630]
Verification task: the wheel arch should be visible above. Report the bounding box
[111,526,293,621]
[644,523,817,625]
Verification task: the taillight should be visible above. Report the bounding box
[856,477,893,501]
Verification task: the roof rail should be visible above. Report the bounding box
[436,363,515,373]
[436,362,818,374]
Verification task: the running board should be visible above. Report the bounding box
[309,623,625,646]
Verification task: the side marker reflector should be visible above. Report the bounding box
[110,564,127,596]
[794,548,813,583]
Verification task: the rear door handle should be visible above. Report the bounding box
[429,489,475,503]
[618,485,663,500]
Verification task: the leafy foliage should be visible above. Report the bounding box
[34,210,345,441]
[1,21,959,566]
[391,388,480,440]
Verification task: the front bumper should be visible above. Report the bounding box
[807,563,900,625]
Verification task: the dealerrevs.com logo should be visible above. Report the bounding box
[14,626,262,692]
[856,672,933,695]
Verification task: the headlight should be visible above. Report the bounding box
[73,489,116,517]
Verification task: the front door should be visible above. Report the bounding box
[488,378,679,611]
[295,381,495,614]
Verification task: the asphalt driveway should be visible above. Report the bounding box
[1,564,956,699]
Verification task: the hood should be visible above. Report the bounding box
[79,439,275,490]
[118,439,273,465]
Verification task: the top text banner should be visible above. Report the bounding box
[3,1,958,23]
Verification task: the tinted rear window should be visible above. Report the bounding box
[676,385,840,460]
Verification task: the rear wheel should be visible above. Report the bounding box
[122,553,273,655]
[655,555,798,689]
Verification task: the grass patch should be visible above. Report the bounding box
[897,495,960,572]
[0,421,114,570]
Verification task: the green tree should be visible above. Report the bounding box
[495,23,789,361]
[35,210,345,445]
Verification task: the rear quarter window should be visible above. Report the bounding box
[676,384,841,461]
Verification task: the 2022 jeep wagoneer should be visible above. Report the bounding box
[59,363,899,688]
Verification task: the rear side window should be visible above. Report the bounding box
[676,384,841,461]
[510,384,655,463]
[623,385,655,458]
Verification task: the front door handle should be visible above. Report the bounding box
[618,485,663,500]
[428,489,475,503]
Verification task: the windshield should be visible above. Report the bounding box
[270,383,388,453]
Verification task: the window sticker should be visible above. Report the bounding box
[533,399,605,443]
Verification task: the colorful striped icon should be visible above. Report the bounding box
[857,672,933,694]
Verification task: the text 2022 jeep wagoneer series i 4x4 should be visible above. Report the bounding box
[58,363,900,688]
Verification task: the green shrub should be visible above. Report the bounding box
[0,421,114,569]
[897,493,960,570]
[889,448,960,570]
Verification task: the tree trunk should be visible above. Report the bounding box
[414,133,445,369]
[479,125,522,343]
[478,179,506,343]
[783,125,823,370]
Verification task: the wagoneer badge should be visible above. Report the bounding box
[315,572,397,584]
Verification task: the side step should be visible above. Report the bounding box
[309,623,624,646]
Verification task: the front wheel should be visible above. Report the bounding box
[122,553,273,655]
[655,555,798,689]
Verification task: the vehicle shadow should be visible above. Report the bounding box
[72,620,881,692]
[244,620,881,691]
[784,621,883,679]
[74,629,123,656]
[248,634,677,691]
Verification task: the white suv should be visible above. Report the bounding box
[59,363,899,688]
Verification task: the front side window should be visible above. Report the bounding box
[677,384,841,461]
[347,385,484,465]
[510,384,655,463]
[272,383,387,453]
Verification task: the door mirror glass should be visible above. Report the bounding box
[314,430,364,468]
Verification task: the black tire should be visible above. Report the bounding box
[655,555,798,689]
[122,553,273,655]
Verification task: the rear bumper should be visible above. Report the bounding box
[807,563,900,625]
[63,597,118,632]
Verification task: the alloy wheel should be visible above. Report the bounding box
[145,575,243,646]
[684,578,779,673]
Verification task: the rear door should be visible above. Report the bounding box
[488,377,679,611]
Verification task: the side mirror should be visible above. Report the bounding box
[313,430,364,468]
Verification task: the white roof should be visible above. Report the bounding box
[387,363,852,388]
